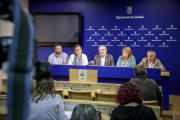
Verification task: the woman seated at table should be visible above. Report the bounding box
[116,47,136,67]
[71,104,101,120]
[27,77,68,120]
[111,82,157,120]
[68,45,88,65]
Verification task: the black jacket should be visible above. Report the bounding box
[110,104,157,120]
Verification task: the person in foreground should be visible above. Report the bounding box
[71,104,101,120]
[129,64,163,106]
[116,47,136,67]
[48,44,69,65]
[139,50,166,71]
[27,78,68,120]
[93,45,115,66]
[68,45,88,65]
[110,82,157,120]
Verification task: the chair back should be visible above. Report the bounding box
[173,114,180,120]
[143,100,158,106]
[159,86,162,93]
[68,90,92,100]
[0,106,7,120]
[94,92,116,102]
[146,105,161,120]
[55,89,64,98]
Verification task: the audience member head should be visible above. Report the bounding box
[98,45,107,57]
[134,64,147,77]
[54,44,62,55]
[71,104,101,120]
[115,82,143,105]
[147,50,156,63]
[122,47,133,61]
[74,45,83,56]
[31,78,55,103]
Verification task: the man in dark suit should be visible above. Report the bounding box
[129,64,163,106]
[93,45,115,66]
[139,50,166,71]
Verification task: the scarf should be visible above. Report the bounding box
[73,54,82,65]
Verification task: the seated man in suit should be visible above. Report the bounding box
[93,45,115,66]
[139,50,166,71]
[48,44,69,65]
[129,64,163,106]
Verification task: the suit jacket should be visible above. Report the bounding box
[139,58,166,72]
[93,53,115,66]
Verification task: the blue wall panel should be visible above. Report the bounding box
[29,0,180,95]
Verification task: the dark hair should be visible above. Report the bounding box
[31,78,56,103]
[116,82,143,105]
[71,104,101,120]
[134,64,146,76]
[54,44,62,49]
[73,45,83,54]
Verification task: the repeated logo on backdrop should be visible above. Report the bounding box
[85,7,177,48]
[86,25,177,48]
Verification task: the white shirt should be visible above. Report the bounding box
[101,54,106,66]
[149,62,154,68]
[68,53,88,65]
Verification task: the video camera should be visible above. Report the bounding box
[0,0,51,81]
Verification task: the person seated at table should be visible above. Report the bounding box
[93,45,115,66]
[116,47,136,67]
[27,77,68,120]
[48,44,69,65]
[71,104,101,120]
[68,45,88,65]
[111,82,157,120]
[129,64,163,106]
[139,50,166,71]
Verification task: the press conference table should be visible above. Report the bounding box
[50,65,170,110]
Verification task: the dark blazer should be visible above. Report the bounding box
[93,53,115,66]
[139,58,166,71]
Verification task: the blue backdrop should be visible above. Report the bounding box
[29,0,180,95]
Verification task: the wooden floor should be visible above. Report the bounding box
[163,95,180,120]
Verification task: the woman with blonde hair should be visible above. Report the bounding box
[116,47,136,67]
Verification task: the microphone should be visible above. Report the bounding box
[90,60,94,65]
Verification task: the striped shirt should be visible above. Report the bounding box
[48,52,69,65]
